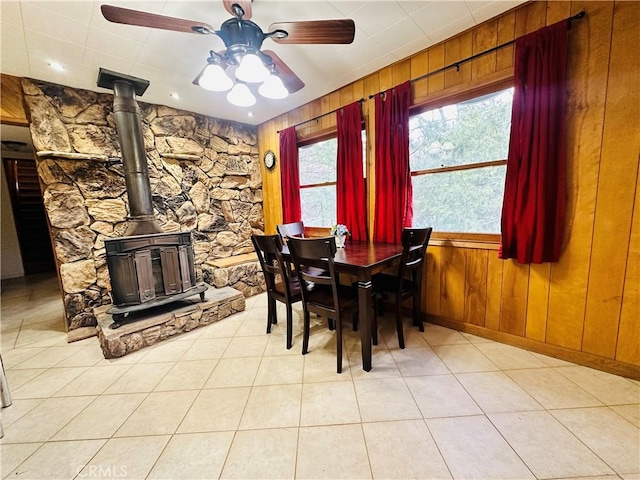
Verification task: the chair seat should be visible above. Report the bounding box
[306,283,358,312]
[372,272,417,295]
[274,277,302,296]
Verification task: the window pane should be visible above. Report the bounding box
[412,165,507,233]
[300,185,336,227]
[299,138,337,185]
[409,88,513,171]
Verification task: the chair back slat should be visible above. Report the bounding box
[277,221,305,239]
[397,227,433,289]
[251,234,292,297]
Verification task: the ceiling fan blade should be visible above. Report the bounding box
[101,5,214,34]
[268,20,355,44]
[222,0,253,20]
[262,50,305,93]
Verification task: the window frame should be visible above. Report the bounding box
[409,78,514,244]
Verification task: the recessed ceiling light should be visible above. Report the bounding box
[170,93,180,100]
[47,61,64,71]
[247,111,254,117]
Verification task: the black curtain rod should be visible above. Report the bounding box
[276,98,364,133]
[368,10,586,99]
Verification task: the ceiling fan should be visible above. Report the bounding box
[101,1,356,105]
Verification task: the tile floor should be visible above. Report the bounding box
[1,272,639,479]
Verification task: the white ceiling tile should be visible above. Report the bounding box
[89,2,154,43]
[372,16,426,54]
[29,58,83,88]
[0,46,30,77]
[412,1,473,36]
[20,2,90,46]
[1,21,27,51]
[469,0,526,23]
[350,1,409,36]
[328,1,366,16]
[397,1,430,16]
[22,0,94,24]
[24,30,86,65]
[391,36,436,63]
[81,47,135,74]
[0,1,23,27]
[85,26,144,62]
[428,15,476,44]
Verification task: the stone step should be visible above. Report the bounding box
[95,285,245,359]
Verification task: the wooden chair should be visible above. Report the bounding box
[276,221,305,239]
[372,227,433,349]
[251,234,302,349]
[287,236,358,373]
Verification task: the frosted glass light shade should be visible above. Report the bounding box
[235,53,269,83]
[226,83,256,107]
[198,64,233,91]
[259,73,289,99]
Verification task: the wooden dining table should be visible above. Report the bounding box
[285,239,405,371]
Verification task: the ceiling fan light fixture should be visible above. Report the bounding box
[226,82,256,107]
[198,63,233,92]
[235,52,270,83]
[259,73,289,99]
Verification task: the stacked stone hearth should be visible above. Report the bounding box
[22,78,266,335]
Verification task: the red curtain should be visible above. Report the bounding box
[500,20,569,264]
[373,81,412,243]
[279,126,301,223]
[336,102,366,241]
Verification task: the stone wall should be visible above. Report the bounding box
[22,78,265,331]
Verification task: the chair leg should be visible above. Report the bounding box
[413,292,424,332]
[266,297,276,334]
[372,302,378,346]
[302,310,311,355]
[396,299,405,349]
[336,319,342,374]
[352,311,358,332]
[328,319,336,331]
[286,304,293,350]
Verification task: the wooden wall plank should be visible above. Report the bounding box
[515,1,547,37]
[472,18,498,80]
[440,245,466,322]
[0,74,28,125]
[583,0,640,358]
[496,11,516,71]
[424,246,442,315]
[392,59,412,86]
[378,66,393,91]
[546,1,614,350]
[427,44,445,94]
[485,253,504,331]
[546,1,572,23]
[500,260,529,336]
[464,249,488,326]
[444,31,473,89]
[525,263,551,342]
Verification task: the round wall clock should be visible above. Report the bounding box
[263,150,276,170]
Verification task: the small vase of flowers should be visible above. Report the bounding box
[330,224,350,248]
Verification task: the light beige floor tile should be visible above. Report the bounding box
[0,398,44,428]
[0,396,95,443]
[303,351,354,383]
[114,390,198,437]
[427,415,535,479]
[380,323,429,349]
[204,357,261,388]
[53,364,131,397]
[222,335,268,358]
[181,337,232,361]
[0,442,42,476]
[254,355,304,385]
[149,431,234,479]
[221,428,297,479]
[530,351,576,367]
[52,393,146,440]
[405,374,483,418]
[611,404,640,428]
[79,435,170,479]
[104,362,173,394]
[4,368,46,390]
[474,342,547,370]
[456,371,544,414]
[94,347,151,366]
[297,424,371,479]
[12,366,89,399]
[490,410,615,478]
[137,339,194,363]
[12,346,82,369]
[178,387,251,433]
[390,347,450,377]
[301,381,360,426]
[5,439,105,480]
[354,377,421,422]
[459,331,495,344]
[348,347,402,379]
[555,365,640,405]
[506,368,603,409]
[363,420,452,479]
[551,407,640,474]
[238,384,302,430]
[53,344,105,368]
[198,316,244,338]
[423,323,470,346]
[236,317,270,337]
[154,359,217,391]
[2,348,47,369]
[621,474,640,480]
[433,344,499,373]
[263,333,301,356]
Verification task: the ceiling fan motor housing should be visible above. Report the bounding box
[217,18,266,65]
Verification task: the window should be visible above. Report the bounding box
[409,87,513,234]
[299,131,366,227]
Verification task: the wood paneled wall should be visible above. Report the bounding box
[1,74,28,125]
[257,1,640,377]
